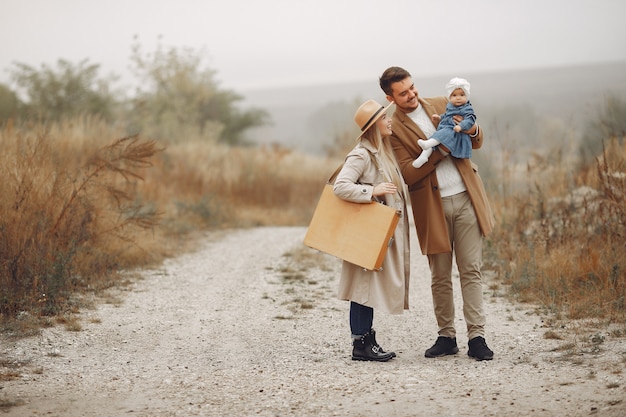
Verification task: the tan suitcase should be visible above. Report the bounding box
[304,184,400,270]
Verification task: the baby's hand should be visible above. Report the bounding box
[454,125,462,133]
[431,114,441,123]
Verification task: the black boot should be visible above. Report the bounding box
[352,332,394,362]
[370,328,396,358]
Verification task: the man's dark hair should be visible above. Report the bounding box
[379,66,411,96]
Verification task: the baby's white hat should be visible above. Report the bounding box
[446,77,470,99]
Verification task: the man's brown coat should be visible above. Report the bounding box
[389,96,494,255]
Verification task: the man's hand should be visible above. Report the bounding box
[453,115,477,135]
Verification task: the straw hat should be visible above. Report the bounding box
[354,99,394,140]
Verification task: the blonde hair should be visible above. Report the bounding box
[361,125,403,192]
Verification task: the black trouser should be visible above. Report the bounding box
[349,301,373,337]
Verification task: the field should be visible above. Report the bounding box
[1,61,625,330]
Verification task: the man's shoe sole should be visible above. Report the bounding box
[468,351,493,361]
[424,347,459,358]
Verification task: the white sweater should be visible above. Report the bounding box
[408,104,466,198]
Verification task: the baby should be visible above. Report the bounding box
[412,77,476,168]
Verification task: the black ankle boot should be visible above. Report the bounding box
[352,332,394,362]
[370,328,396,358]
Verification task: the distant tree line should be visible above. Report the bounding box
[0,38,269,145]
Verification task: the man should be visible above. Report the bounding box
[379,67,495,360]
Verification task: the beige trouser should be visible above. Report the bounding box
[427,191,486,340]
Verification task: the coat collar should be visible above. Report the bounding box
[394,98,439,140]
[358,138,378,155]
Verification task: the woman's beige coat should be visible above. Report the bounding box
[333,140,410,315]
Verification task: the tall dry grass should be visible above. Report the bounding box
[0,119,162,318]
[486,137,626,321]
[0,118,340,322]
[148,141,339,231]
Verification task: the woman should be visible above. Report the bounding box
[333,99,410,362]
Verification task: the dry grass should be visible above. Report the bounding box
[486,136,626,322]
[149,141,338,230]
[0,118,339,329]
[0,119,162,321]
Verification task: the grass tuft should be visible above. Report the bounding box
[486,137,626,322]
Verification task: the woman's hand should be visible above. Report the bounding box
[373,182,398,197]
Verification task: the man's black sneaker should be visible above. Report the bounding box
[467,336,494,361]
[424,336,459,358]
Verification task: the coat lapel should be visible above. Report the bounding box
[419,99,440,129]
[395,109,427,140]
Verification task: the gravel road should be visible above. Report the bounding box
[1,226,625,416]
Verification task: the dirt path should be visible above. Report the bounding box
[1,226,625,416]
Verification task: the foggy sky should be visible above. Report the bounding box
[1,0,625,92]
